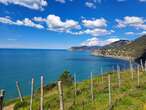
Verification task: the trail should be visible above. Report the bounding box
[4,104,15,110]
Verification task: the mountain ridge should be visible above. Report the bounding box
[92,35,146,62]
[69,35,146,62]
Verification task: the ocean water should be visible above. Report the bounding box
[0,49,129,99]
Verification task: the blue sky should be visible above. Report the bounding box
[0,0,146,49]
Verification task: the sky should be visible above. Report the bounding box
[0,0,146,49]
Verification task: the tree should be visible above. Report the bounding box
[59,70,73,86]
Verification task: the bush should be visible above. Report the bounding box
[44,83,56,91]
[14,101,28,110]
[58,70,73,86]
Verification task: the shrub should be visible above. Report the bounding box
[14,101,28,110]
[58,70,73,86]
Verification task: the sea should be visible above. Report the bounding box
[0,49,130,99]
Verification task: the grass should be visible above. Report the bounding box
[4,69,146,110]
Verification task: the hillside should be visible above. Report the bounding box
[123,35,146,58]
[92,35,146,62]
[4,69,146,110]
[102,40,130,49]
[69,46,101,51]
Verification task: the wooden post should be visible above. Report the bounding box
[108,74,111,107]
[112,65,115,73]
[58,81,64,110]
[112,65,115,79]
[30,78,34,110]
[101,67,104,84]
[130,59,134,80]
[82,101,85,110]
[74,73,77,104]
[137,65,140,87]
[117,65,121,88]
[0,90,5,110]
[40,76,44,110]
[16,81,23,102]
[140,59,144,71]
[90,72,94,102]
[144,61,146,72]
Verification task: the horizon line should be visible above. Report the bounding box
[0,48,68,50]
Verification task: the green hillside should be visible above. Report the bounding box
[121,35,146,58]
[103,40,130,49]
[4,69,146,110]
[69,46,101,51]
[92,35,146,62]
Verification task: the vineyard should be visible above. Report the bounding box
[2,63,146,110]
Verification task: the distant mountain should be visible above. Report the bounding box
[69,40,130,51]
[122,35,146,57]
[92,35,146,63]
[69,46,101,51]
[102,40,130,49]
[69,35,146,63]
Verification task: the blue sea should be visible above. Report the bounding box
[0,49,130,99]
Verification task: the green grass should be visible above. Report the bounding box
[4,70,146,110]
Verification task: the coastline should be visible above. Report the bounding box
[91,52,134,61]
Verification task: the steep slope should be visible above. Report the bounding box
[103,40,130,49]
[92,35,146,61]
[4,69,146,110]
[122,35,146,57]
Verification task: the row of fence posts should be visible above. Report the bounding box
[99,59,146,109]
[0,59,146,110]
[107,63,145,109]
[14,76,64,110]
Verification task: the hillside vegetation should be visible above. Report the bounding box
[4,68,146,110]
[69,46,101,51]
[92,35,146,62]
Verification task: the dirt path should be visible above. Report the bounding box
[4,104,15,110]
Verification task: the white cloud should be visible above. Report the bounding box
[56,0,66,3]
[85,2,96,9]
[69,28,112,37]
[0,15,80,33]
[116,16,146,30]
[0,16,14,24]
[33,15,81,32]
[46,15,80,32]
[106,38,120,44]
[79,17,110,36]
[0,16,44,29]
[125,32,135,35]
[16,18,44,29]
[83,28,111,36]
[116,0,146,2]
[136,24,146,30]
[137,31,146,35]
[0,15,111,37]
[139,0,146,2]
[116,16,144,28]
[33,17,46,22]
[82,18,107,28]
[0,0,47,10]
[81,37,120,46]
[81,37,99,46]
